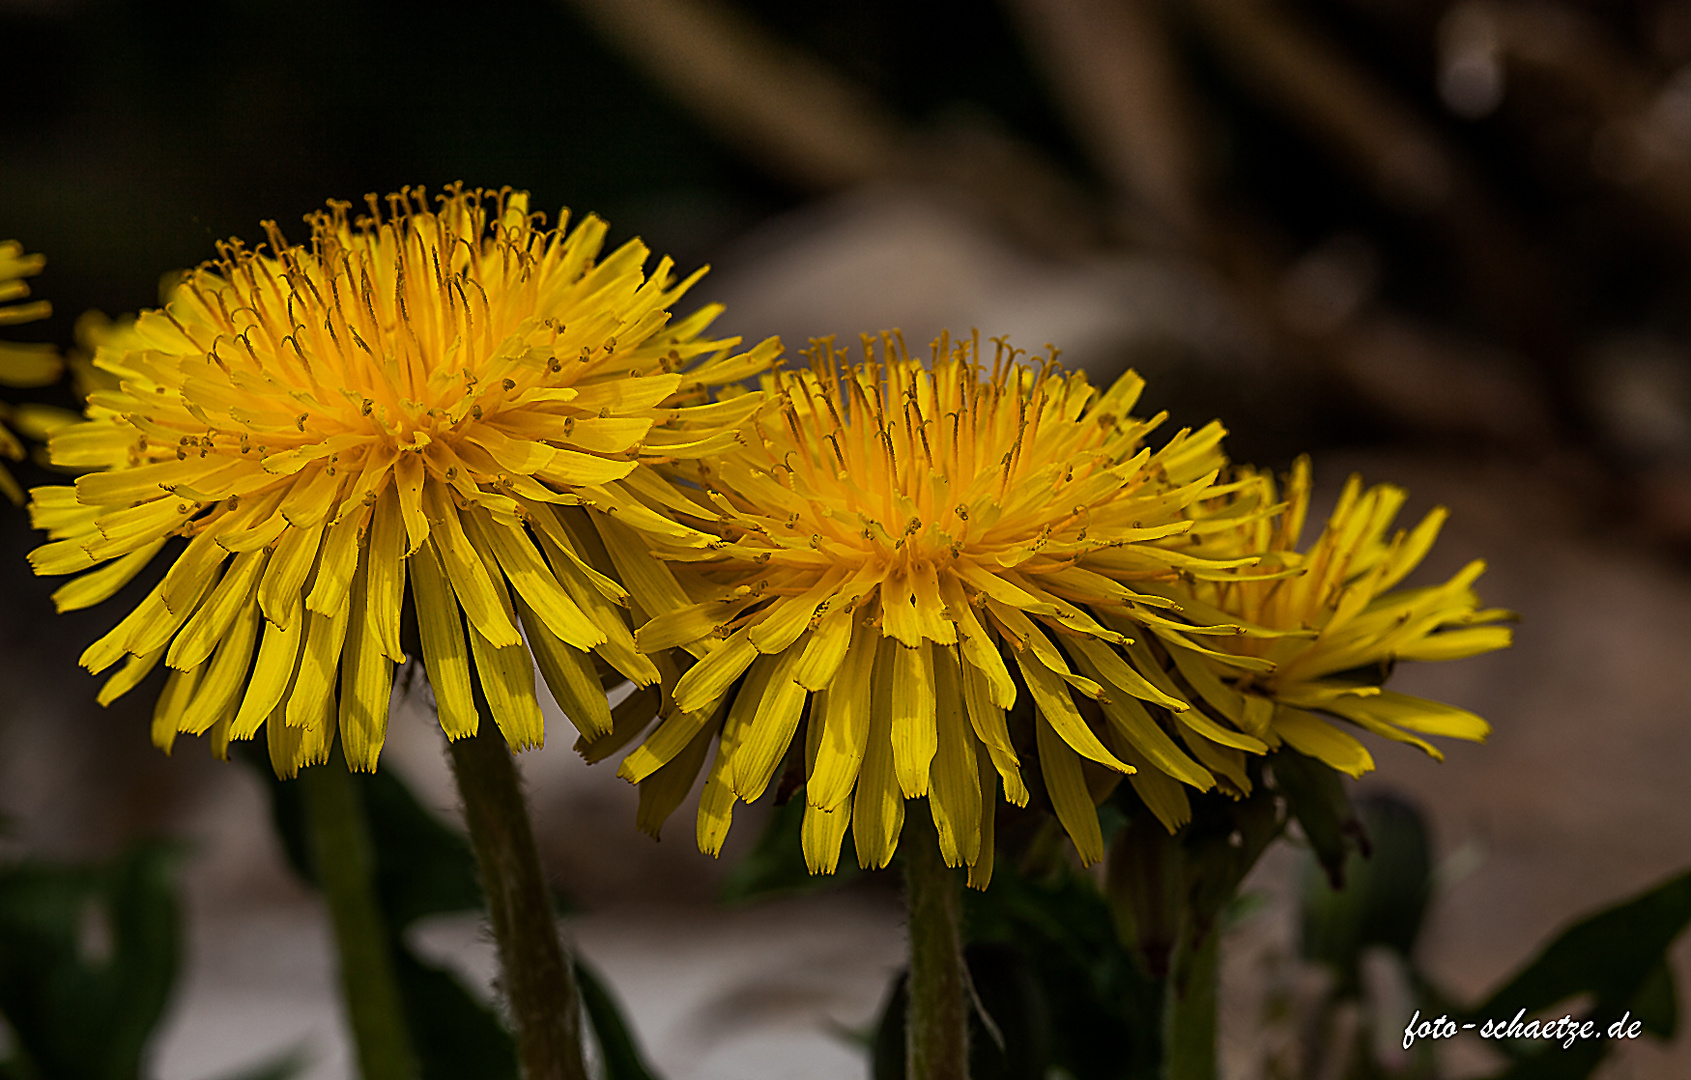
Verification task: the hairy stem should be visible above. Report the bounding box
[447,724,588,1080]
[905,810,970,1080]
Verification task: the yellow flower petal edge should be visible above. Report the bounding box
[590,330,1267,885]
[27,185,778,776]
[1149,456,1513,824]
[0,239,64,503]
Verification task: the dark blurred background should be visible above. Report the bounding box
[4,1,1691,1077]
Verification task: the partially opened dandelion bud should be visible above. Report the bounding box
[0,240,63,504]
[1154,457,1512,807]
[26,185,777,775]
[596,331,1271,884]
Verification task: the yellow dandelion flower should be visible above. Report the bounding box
[27,186,777,776]
[1150,457,1512,817]
[595,332,1263,884]
[0,240,64,503]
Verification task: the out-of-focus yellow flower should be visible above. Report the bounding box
[1144,457,1512,827]
[28,186,776,776]
[0,240,64,503]
[592,332,1263,884]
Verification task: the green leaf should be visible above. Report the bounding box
[393,949,517,1080]
[1475,868,1691,1020]
[577,958,661,1080]
[1471,867,1691,1080]
[963,846,1164,1080]
[0,842,183,1080]
[1299,794,1432,994]
[1270,750,1361,891]
[200,1046,311,1080]
[1630,958,1676,1040]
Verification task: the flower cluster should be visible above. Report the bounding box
[23,185,1509,887]
[28,187,775,776]
[583,333,1512,885]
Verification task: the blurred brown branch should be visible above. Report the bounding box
[1475,0,1691,248]
[566,0,1574,454]
[1003,0,1207,240]
[563,0,1098,250]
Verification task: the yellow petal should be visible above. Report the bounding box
[266,700,307,779]
[671,627,758,715]
[259,520,325,627]
[287,602,351,730]
[1326,690,1490,741]
[794,606,854,692]
[466,572,545,751]
[98,647,164,707]
[168,549,267,671]
[178,601,260,735]
[939,571,1016,709]
[747,570,847,655]
[802,800,853,876]
[466,508,603,651]
[636,722,715,839]
[927,649,981,868]
[1272,706,1375,777]
[279,462,343,528]
[152,664,202,754]
[696,718,741,858]
[729,647,809,802]
[338,558,395,771]
[392,450,430,555]
[961,659,1027,806]
[1070,647,1212,790]
[52,540,164,613]
[1037,711,1104,865]
[890,640,936,798]
[618,701,719,784]
[805,625,876,811]
[232,591,307,740]
[1065,634,1189,713]
[423,485,520,647]
[366,483,408,663]
[411,539,478,738]
[515,592,612,740]
[851,637,905,869]
[966,740,998,890]
[304,504,369,617]
[1012,647,1129,772]
[636,596,756,653]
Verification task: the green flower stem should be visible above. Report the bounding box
[905,810,970,1080]
[301,742,419,1080]
[1164,923,1220,1080]
[447,724,588,1080]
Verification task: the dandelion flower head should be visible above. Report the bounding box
[28,186,776,776]
[0,240,63,503]
[598,332,1268,884]
[1154,457,1512,820]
